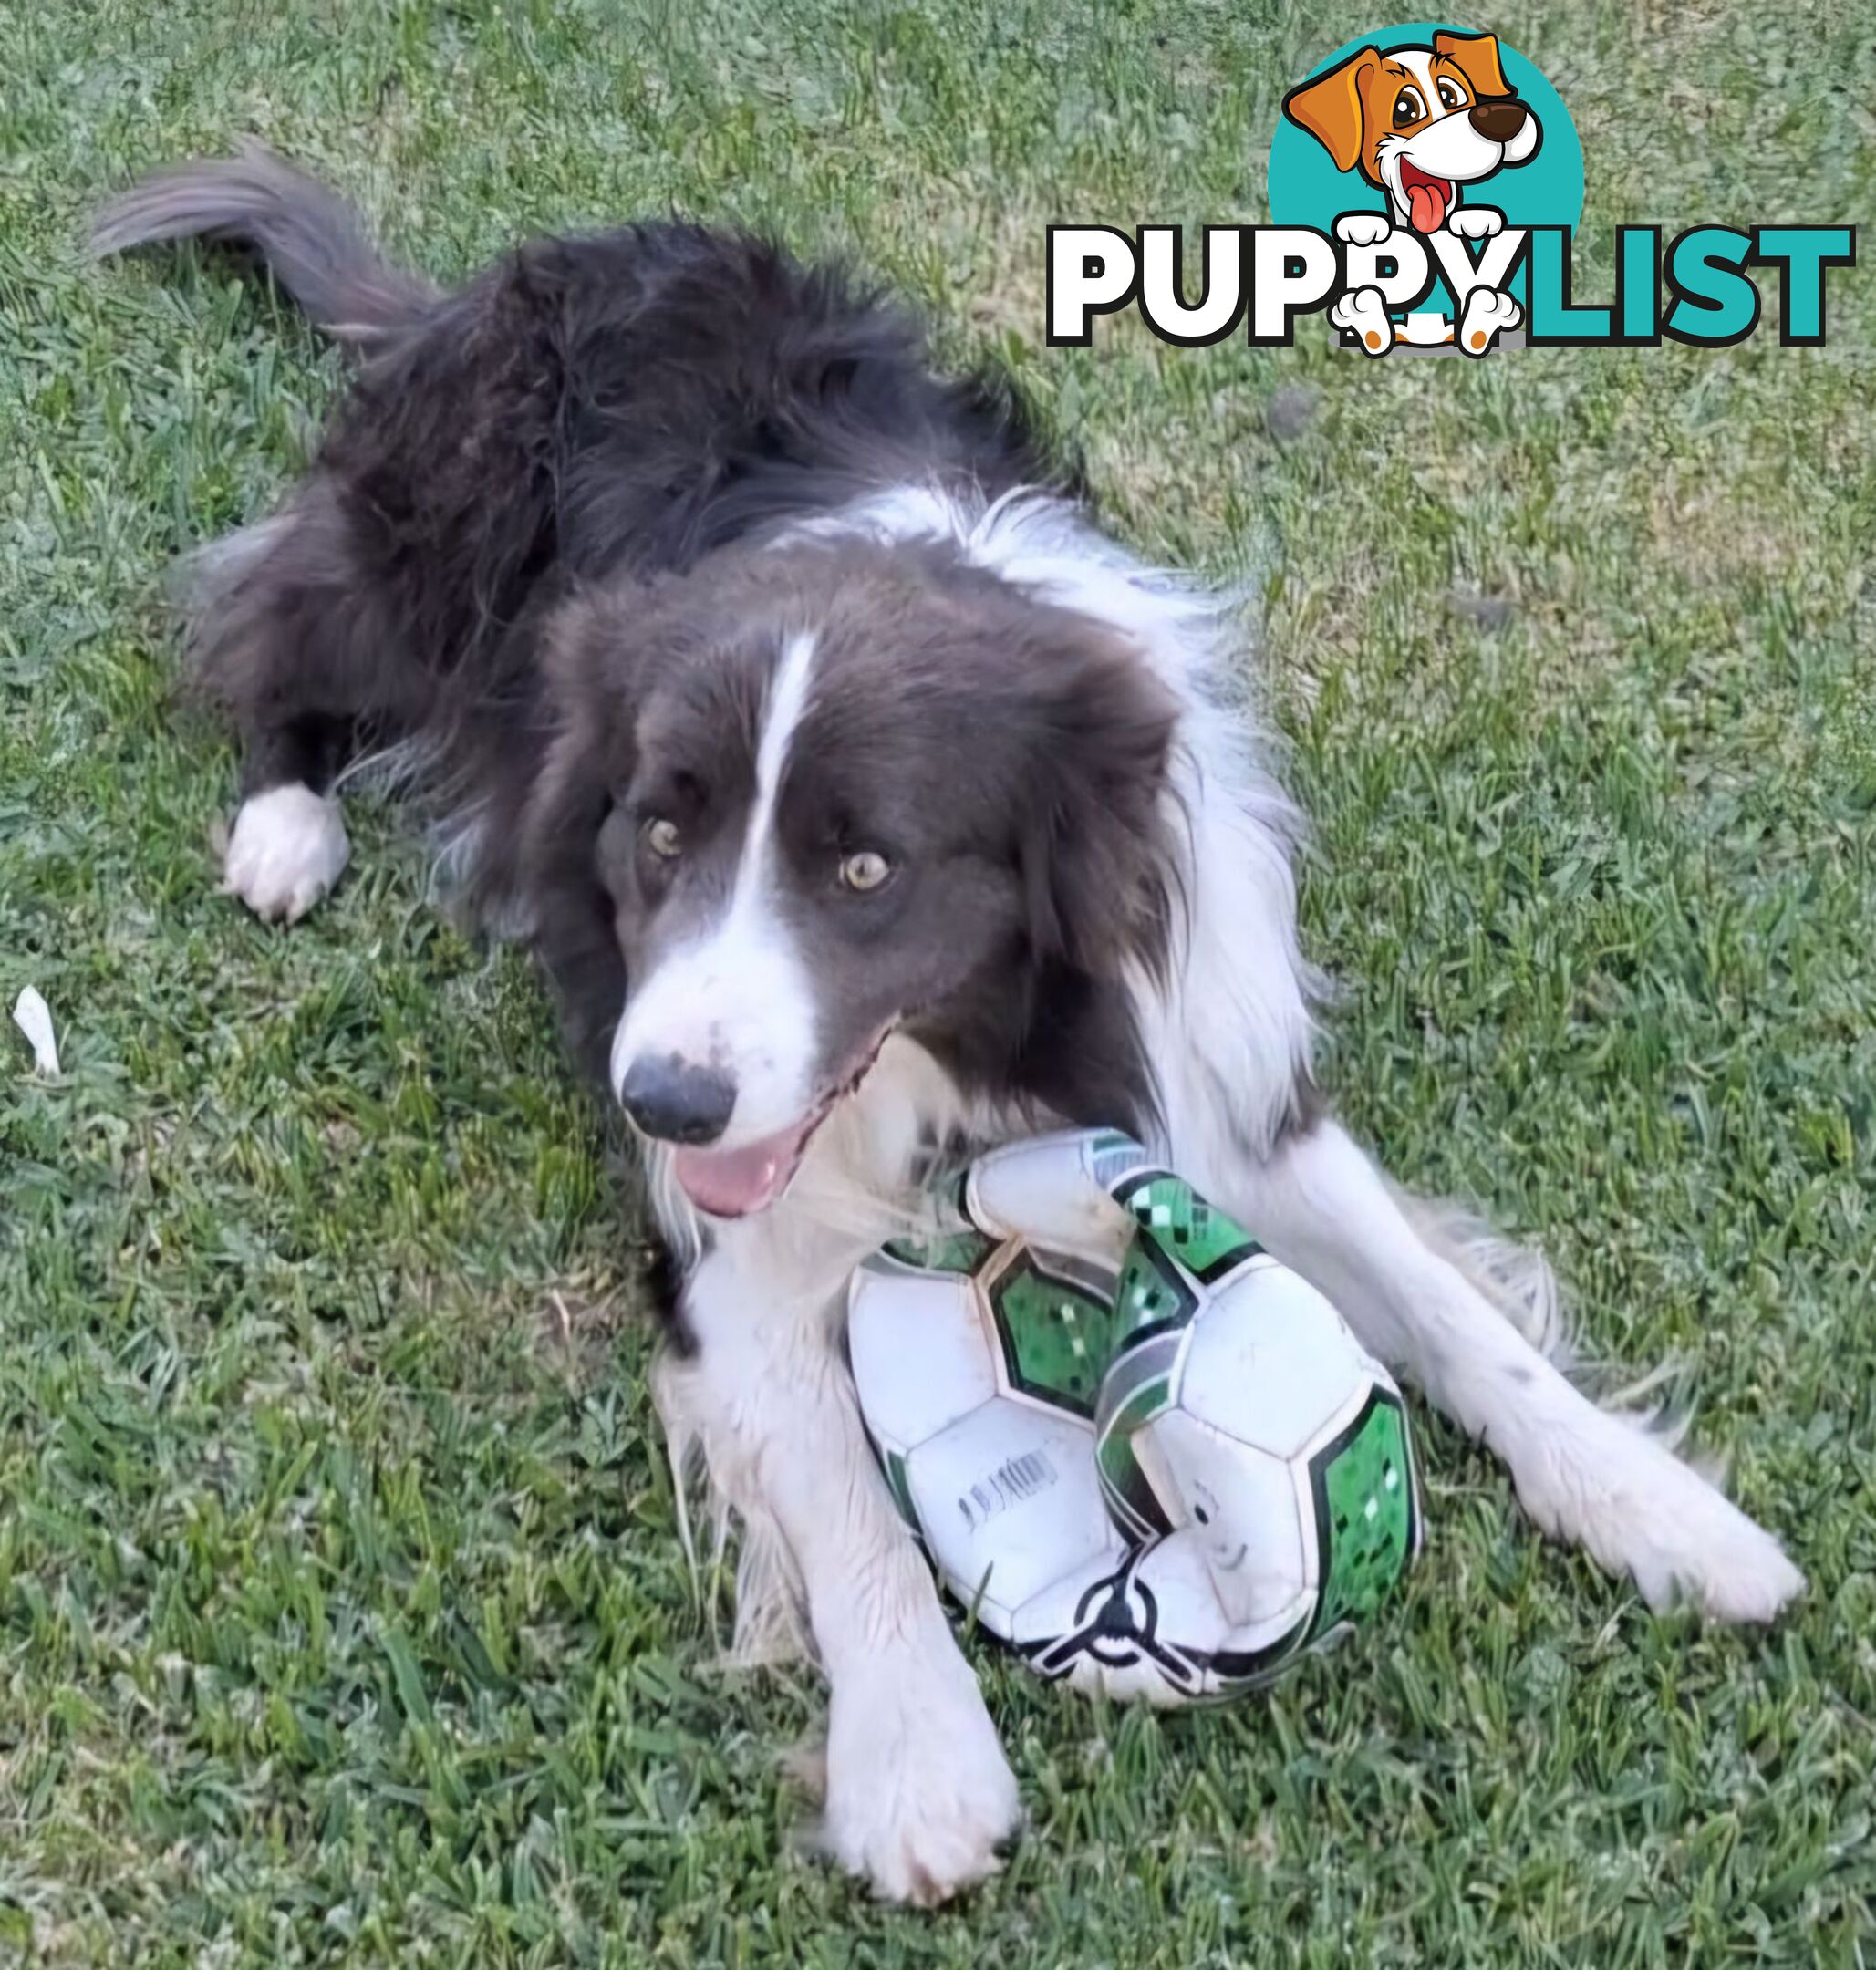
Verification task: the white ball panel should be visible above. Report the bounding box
[904,1399,1106,1633]
[847,1261,1000,1455]
[1127,1528,1237,1654]
[1217,1587,1320,1665]
[1176,1264,1372,1457]
[1134,1407,1313,1628]
[1004,1538,1133,1648]
[1091,1532,1236,1706]
[1009,1533,1235,1706]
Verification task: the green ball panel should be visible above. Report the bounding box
[882,1226,997,1273]
[990,1251,1124,1415]
[1114,1235,1199,1341]
[1093,1365,1176,1539]
[1305,1390,1419,1641]
[884,1446,919,1531]
[1113,1171,1262,1284]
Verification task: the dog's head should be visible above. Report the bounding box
[523,536,1176,1218]
[1282,31,1540,233]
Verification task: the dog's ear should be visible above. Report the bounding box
[522,586,642,887]
[1017,629,1178,982]
[513,586,656,1082]
[1435,28,1512,98]
[1281,47,1378,174]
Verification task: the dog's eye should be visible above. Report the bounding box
[837,849,893,894]
[1436,76,1467,111]
[642,816,683,859]
[1392,85,1426,126]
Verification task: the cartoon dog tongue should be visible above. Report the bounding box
[1408,181,1448,233]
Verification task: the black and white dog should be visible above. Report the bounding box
[95,147,1801,1903]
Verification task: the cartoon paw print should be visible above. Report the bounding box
[1457,287,1522,356]
[1447,207,1507,241]
[1333,213,1393,249]
[1330,285,1393,357]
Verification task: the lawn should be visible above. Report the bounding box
[2,0,1871,1963]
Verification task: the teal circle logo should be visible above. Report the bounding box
[1270,24,1582,236]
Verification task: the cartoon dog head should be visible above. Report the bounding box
[1282,30,1540,233]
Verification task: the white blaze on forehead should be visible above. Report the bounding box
[611,632,824,1144]
[739,628,818,907]
[1392,48,1438,95]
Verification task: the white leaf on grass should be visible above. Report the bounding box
[11,986,60,1076]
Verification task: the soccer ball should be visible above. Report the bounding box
[847,1130,1422,1704]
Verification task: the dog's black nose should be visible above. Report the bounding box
[619,1053,737,1145]
[1469,98,1529,144]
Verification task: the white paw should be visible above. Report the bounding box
[1619,1471,1806,1624]
[1330,285,1394,357]
[1457,286,1521,356]
[1334,213,1393,248]
[1518,1417,1805,1624]
[222,783,350,923]
[819,1646,1020,1905]
[1448,205,1506,240]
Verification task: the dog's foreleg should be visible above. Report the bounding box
[1207,1116,1805,1623]
[1447,206,1506,241]
[658,1241,1020,1903]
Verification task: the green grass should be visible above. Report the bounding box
[2,1,1872,1962]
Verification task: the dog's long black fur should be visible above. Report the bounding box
[94,146,1171,1124]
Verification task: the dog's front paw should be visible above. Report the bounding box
[1517,1416,1805,1624]
[1334,213,1393,248]
[222,783,350,923]
[1615,1462,1806,1624]
[1330,285,1394,357]
[819,1648,1020,1905]
[1457,286,1521,356]
[1448,205,1506,240]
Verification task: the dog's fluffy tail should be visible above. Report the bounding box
[91,139,436,340]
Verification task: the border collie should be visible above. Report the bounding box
[95,145,1801,1904]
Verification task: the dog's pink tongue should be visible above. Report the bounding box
[671,1128,801,1218]
[1409,181,1449,233]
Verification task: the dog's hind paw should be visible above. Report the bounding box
[1458,286,1521,356]
[1513,1409,1806,1625]
[1331,285,1394,356]
[222,783,350,923]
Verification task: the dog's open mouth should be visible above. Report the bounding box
[1398,159,1457,233]
[668,1025,896,1218]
